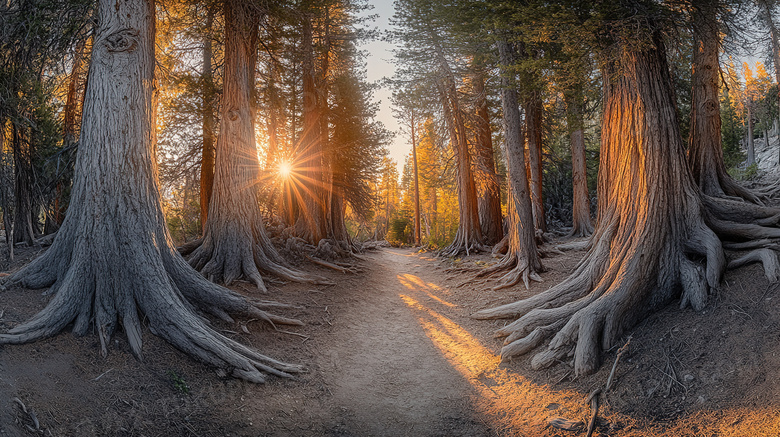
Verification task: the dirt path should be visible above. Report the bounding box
[319,248,491,436]
[5,245,780,435]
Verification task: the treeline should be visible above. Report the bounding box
[376,0,780,253]
[0,0,389,258]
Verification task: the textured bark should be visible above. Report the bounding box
[688,0,761,203]
[184,0,318,291]
[12,123,35,246]
[293,12,328,244]
[200,5,216,233]
[475,31,727,376]
[564,85,593,236]
[524,91,546,234]
[473,71,503,245]
[477,39,542,289]
[435,49,484,256]
[2,0,302,383]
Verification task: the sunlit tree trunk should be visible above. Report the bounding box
[477,39,542,289]
[476,28,730,376]
[200,5,216,233]
[182,0,317,290]
[473,71,503,245]
[294,11,328,244]
[3,0,303,383]
[688,0,761,203]
[564,84,593,236]
[411,110,421,246]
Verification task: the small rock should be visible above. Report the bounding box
[684,374,694,383]
[698,396,706,403]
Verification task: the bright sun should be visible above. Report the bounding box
[278,162,292,179]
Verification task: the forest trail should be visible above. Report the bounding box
[318,248,491,435]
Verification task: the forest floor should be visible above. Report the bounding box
[1,238,780,436]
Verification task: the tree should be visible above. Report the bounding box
[476,38,543,289]
[181,0,318,290]
[2,0,302,382]
[472,69,504,245]
[476,5,733,375]
[687,0,761,203]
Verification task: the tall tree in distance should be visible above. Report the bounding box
[687,0,761,203]
[2,0,302,383]
[476,38,543,289]
[472,67,504,245]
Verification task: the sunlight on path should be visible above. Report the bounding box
[395,265,590,435]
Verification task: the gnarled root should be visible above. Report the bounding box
[475,250,543,290]
[728,248,780,282]
[4,230,305,383]
[184,218,330,291]
[474,216,725,376]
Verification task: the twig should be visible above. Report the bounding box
[276,329,310,341]
[606,336,631,391]
[93,368,114,381]
[586,388,601,437]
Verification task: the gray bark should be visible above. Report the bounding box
[2,0,302,383]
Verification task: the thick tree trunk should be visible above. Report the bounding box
[564,85,593,236]
[2,0,303,383]
[524,91,546,235]
[200,5,216,233]
[473,71,503,245]
[475,30,728,376]
[183,0,320,290]
[477,39,542,289]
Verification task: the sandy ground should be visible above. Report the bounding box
[2,242,780,436]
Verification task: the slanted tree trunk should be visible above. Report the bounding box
[688,0,761,204]
[181,0,319,290]
[200,5,216,233]
[2,0,303,383]
[475,29,729,376]
[524,90,547,235]
[477,39,542,289]
[473,71,503,245]
[563,84,594,236]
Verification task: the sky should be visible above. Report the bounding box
[359,0,408,172]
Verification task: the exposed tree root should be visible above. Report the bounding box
[4,221,304,383]
[440,226,488,258]
[181,217,330,291]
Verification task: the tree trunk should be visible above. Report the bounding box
[12,123,35,246]
[200,5,216,234]
[2,0,303,383]
[747,103,755,166]
[473,71,503,245]
[524,90,546,235]
[183,0,322,290]
[477,39,543,289]
[411,110,421,246]
[475,29,729,376]
[563,84,593,236]
[293,12,328,244]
